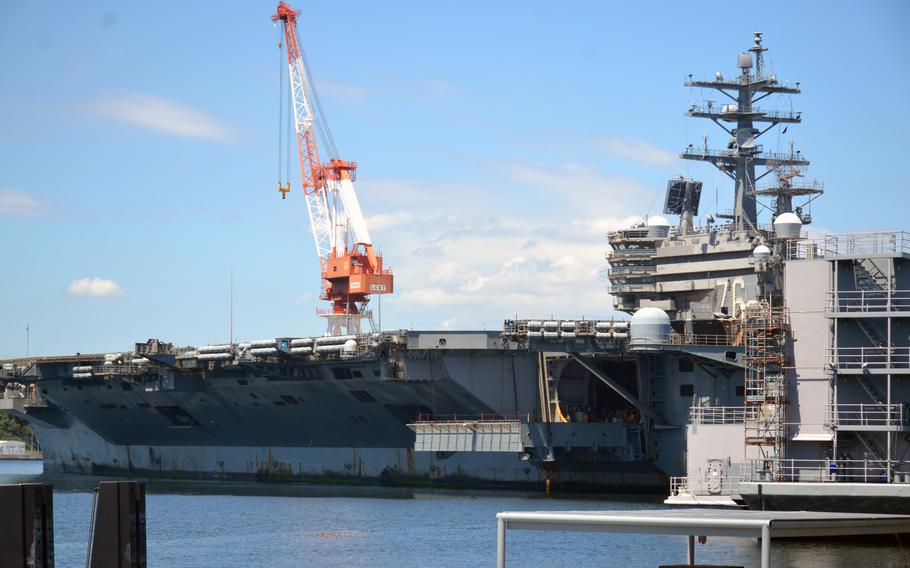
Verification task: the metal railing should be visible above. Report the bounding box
[826,290,910,313]
[828,346,910,369]
[754,180,823,195]
[314,308,374,318]
[607,248,656,259]
[689,406,751,425]
[668,333,736,347]
[411,412,542,425]
[608,229,652,242]
[827,403,908,428]
[669,474,742,497]
[610,283,656,293]
[669,475,689,496]
[680,148,809,164]
[743,458,910,484]
[687,106,801,122]
[607,265,656,276]
[787,231,910,260]
[685,74,800,91]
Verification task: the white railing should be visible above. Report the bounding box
[826,290,910,312]
[607,249,656,260]
[743,458,910,484]
[669,476,689,496]
[828,346,910,369]
[607,265,656,276]
[610,283,656,293]
[669,333,736,347]
[787,231,910,260]
[689,406,750,424]
[669,474,742,497]
[827,403,909,429]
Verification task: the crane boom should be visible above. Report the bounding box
[273,2,334,265]
[271,2,393,336]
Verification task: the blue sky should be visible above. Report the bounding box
[1,1,908,358]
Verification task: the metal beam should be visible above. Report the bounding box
[568,353,665,425]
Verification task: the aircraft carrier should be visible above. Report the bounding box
[2,33,909,508]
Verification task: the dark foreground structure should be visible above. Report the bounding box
[0,481,146,568]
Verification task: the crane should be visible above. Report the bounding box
[272,1,393,336]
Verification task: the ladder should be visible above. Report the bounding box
[855,431,888,464]
[853,259,890,292]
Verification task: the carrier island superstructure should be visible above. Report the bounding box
[2,34,909,511]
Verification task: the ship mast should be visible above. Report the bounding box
[682,32,809,232]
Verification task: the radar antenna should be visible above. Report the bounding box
[681,32,808,231]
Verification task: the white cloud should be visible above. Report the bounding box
[592,133,678,168]
[346,160,661,329]
[90,93,236,143]
[0,190,41,217]
[571,215,643,237]
[500,159,656,214]
[68,278,123,298]
[364,211,412,231]
[382,211,620,324]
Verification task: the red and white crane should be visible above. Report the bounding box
[272,1,393,336]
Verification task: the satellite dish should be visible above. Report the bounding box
[715,71,724,81]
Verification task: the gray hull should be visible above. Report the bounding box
[15,344,668,492]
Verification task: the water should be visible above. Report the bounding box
[1,468,908,567]
[0,458,42,475]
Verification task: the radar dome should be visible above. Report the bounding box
[646,215,671,238]
[753,244,771,261]
[773,212,802,239]
[343,339,359,354]
[630,307,671,345]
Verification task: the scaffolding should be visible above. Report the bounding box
[743,302,790,472]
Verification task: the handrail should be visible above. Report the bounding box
[826,290,910,312]
[607,248,656,258]
[827,403,907,427]
[668,333,735,347]
[828,346,910,369]
[411,412,542,424]
[788,231,910,260]
[743,458,909,484]
[689,406,751,424]
[681,147,809,163]
[608,265,656,275]
[687,106,802,121]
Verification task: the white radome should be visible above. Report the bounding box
[630,307,671,344]
[773,212,802,238]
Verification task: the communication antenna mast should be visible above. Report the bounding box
[681,32,808,231]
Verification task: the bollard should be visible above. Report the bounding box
[0,483,54,568]
[87,481,147,568]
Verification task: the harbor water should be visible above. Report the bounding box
[1,466,908,567]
